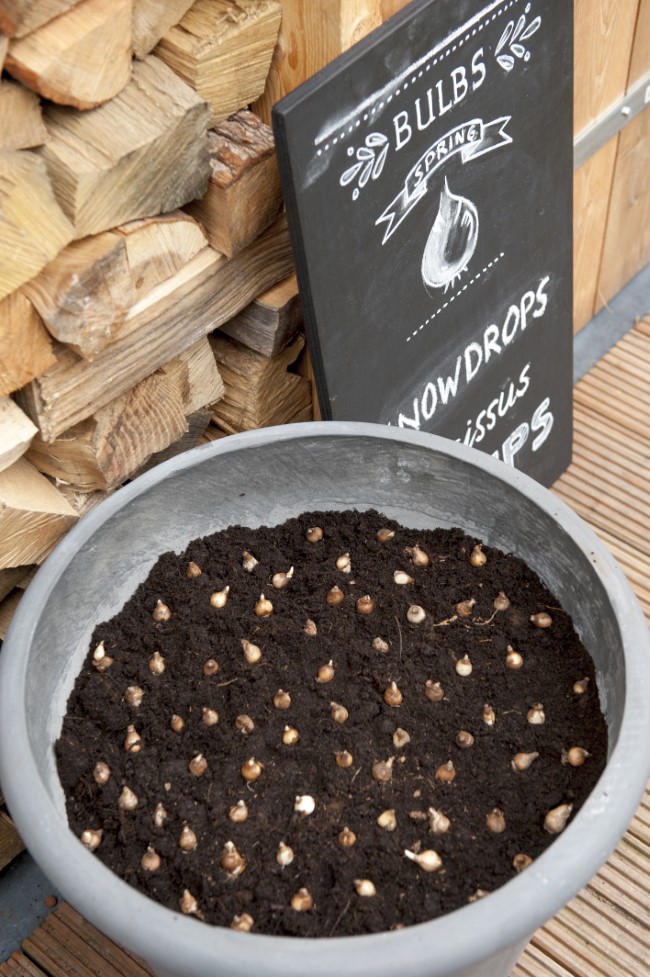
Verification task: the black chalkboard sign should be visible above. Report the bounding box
[273,0,573,487]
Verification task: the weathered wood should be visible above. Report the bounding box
[5,0,131,109]
[185,110,282,257]
[0,397,37,471]
[220,274,302,356]
[0,78,46,149]
[0,589,22,639]
[252,0,382,124]
[136,407,212,478]
[115,211,208,304]
[158,336,224,414]
[55,902,156,977]
[0,564,33,601]
[156,0,281,124]
[0,456,77,569]
[0,0,80,38]
[0,289,56,396]
[0,808,24,868]
[210,332,312,432]
[0,151,74,301]
[0,951,50,977]
[132,0,193,57]
[17,216,293,440]
[27,370,188,492]
[24,232,133,358]
[24,213,207,359]
[0,32,7,68]
[40,56,211,239]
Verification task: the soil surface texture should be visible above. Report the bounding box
[56,509,607,937]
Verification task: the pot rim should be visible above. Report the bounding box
[1,421,649,977]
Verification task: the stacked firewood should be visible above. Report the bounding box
[0,0,343,638]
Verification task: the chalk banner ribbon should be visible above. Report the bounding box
[376,116,512,244]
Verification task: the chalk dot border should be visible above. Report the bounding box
[316,0,521,157]
[406,252,505,343]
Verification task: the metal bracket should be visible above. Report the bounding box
[574,70,650,169]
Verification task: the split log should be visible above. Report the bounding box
[0,289,56,396]
[0,78,47,149]
[155,0,281,124]
[220,274,301,356]
[0,456,77,569]
[185,110,282,257]
[0,151,74,301]
[136,408,213,477]
[158,336,224,414]
[210,332,312,432]
[132,0,194,57]
[0,808,24,865]
[17,215,293,440]
[253,0,382,123]
[200,423,228,443]
[24,212,207,359]
[0,0,81,38]
[115,211,208,305]
[0,563,34,601]
[0,32,7,68]
[0,397,37,471]
[41,56,211,239]
[5,0,131,109]
[27,371,188,492]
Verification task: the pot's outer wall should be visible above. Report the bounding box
[1,423,649,977]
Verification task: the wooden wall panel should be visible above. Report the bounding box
[628,0,650,84]
[573,0,639,133]
[597,108,650,307]
[573,138,620,332]
[252,0,383,125]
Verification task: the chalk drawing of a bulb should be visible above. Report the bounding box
[421,177,479,293]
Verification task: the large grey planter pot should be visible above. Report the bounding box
[1,422,649,977]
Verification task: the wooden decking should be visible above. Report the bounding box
[2,318,650,977]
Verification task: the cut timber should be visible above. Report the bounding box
[220,274,301,356]
[24,213,207,359]
[0,563,34,600]
[155,0,281,124]
[132,0,194,57]
[40,56,211,239]
[115,211,208,305]
[0,456,77,569]
[5,0,131,109]
[158,337,224,413]
[185,110,282,257]
[0,79,47,149]
[17,216,293,440]
[27,371,188,492]
[0,0,81,38]
[0,151,74,301]
[0,397,37,471]
[0,289,56,396]
[0,32,7,68]
[24,232,132,358]
[210,332,312,432]
[0,809,24,867]
[253,0,382,123]
[136,407,212,477]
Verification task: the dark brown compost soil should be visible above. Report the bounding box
[56,509,607,937]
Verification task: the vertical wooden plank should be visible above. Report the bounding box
[381,0,409,20]
[628,0,650,84]
[572,139,619,331]
[597,107,650,306]
[251,0,383,124]
[572,0,640,332]
[573,0,640,134]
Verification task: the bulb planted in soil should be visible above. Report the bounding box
[372,636,389,652]
[455,598,475,618]
[273,690,291,710]
[338,826,357,848]
[327,585,344,606]
[152,803,167,827]
[330,702,348,724]
[283,726,300,745]
[407,604,426,624]
[210,586,229,608]
[80,828,102,851]
[573,677,590,694]
[306,527,323,543]
[455,730,474,749]
[404,849,443,873]
[393,728,411,748]
[294,795,316,815]
[202,707,219,727]
[372,757,394,783]
[470,544,487,567]
[354,879,376,896]
[231,913,254,932]
[170,715,185,733]
[405,544,429,567]
[255,594,273,617]
[316,661,335,683]
[562,746,590,767]
[93,762,110,785]
[118,786,138,811]
[180,890,199,915]
[356,595,375,615]
[428,808,451,835]
[377,809,397,831]
[425,680,444,702]
[141,847,161,872]
[336,750,354,769]
[203,659,219,676]
[229,800,248,823]
[186,561,202,578]
[291,888,314,911]
[384,682,403,707]
[179,824,197,851]
[235,714,255,734]
[124,686,144,707]
[544,803,573,834]
[512,751,539,771]
[527,703,546,725]
[456,656,472,676]
[241,639,262,664]
[277,841,294,866]
[531,611,553,629]
[513,853,533,872]
[221,841,246,876]
[485,808,506,833]
[272,567,294,589]
[149,651,165,675]
[241,757,263,781]
[435,760,456,783]
[482,704,496,726]
[493,591,510,611]
[505,646,523,670]
[152,600,171,622]
[124,725,142,753]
